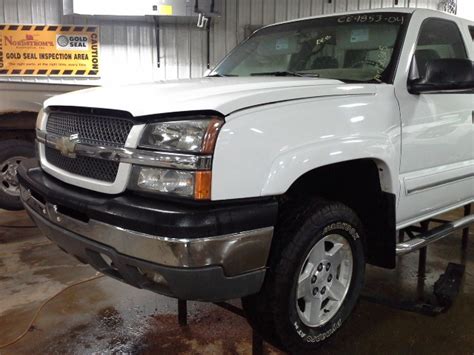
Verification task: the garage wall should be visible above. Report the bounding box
[0,0,441,85]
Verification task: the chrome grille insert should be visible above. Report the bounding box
[46,111,134,147]
[44,110,134,183]
[45,146,119,183]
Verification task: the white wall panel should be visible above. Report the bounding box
[191,28,207,77]
[0,0,445,86]
[275,0,287,22]
[287,0,300,19]
[311,0,325,15]
[262,0,276,24]
[458,0,474,20]
[3,0,18,22]
[251,0,264,24]
[211,0,227,65]
[299,0,312,18]
[323,0,336,13]
[346,0,359,11]
[335,0,348,13]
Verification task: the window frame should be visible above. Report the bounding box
[412,17,469,74]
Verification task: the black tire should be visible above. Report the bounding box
[0,140,35,211]
[242,199,366,353]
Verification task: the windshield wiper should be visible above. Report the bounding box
[339,78,379,84]
[250,71,320,78]
[206,73,238,77]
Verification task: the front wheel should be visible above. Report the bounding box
[0,140,35,210]
[243,200,366,353]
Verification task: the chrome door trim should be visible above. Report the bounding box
[406,172,474,195]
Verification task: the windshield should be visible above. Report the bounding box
[212,12,409,83]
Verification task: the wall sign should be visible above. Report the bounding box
[0,25,99,77]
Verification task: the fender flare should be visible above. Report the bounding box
[261,136,399,196]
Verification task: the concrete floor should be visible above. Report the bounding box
[0,206,473,354]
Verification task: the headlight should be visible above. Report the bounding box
[133,116,222,200]
[139,116,223,153]
[130,166,211,199]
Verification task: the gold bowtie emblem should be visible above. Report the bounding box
[55,133,79,158]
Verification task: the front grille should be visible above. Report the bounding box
[46,111,134,147]
[44,109,134,183]
[45,146,119,183]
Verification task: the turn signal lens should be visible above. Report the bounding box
[194,171,212,200]
[202,118,224,154]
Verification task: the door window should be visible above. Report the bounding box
[415,19,467,77]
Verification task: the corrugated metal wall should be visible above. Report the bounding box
[0,0,440,85]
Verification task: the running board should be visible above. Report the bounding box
[396,214,474,256]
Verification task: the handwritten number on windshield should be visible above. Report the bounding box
[337,14,405,24]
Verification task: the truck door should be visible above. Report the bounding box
[395,16,474,227]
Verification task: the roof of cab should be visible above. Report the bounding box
[262,7,470,29]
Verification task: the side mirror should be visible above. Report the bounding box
[408,58,474,94]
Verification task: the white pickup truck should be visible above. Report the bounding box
[18,8,473,353]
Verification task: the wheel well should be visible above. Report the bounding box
[280,159,396,269]
[0,112,37,142]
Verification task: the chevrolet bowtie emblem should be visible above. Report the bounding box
[55,133,79,158]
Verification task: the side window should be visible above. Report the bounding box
[415,19,468,77]
[469,26,474,42]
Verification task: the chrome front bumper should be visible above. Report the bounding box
[21,185,273,277]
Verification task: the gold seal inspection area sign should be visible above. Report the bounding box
[0,25,99,77]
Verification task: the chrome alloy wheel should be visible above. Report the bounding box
[0,156,26,197]
[296,234,353,327]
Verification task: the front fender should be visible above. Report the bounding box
[211,85,401,201]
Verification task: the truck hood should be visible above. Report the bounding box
[44,77,377,118]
